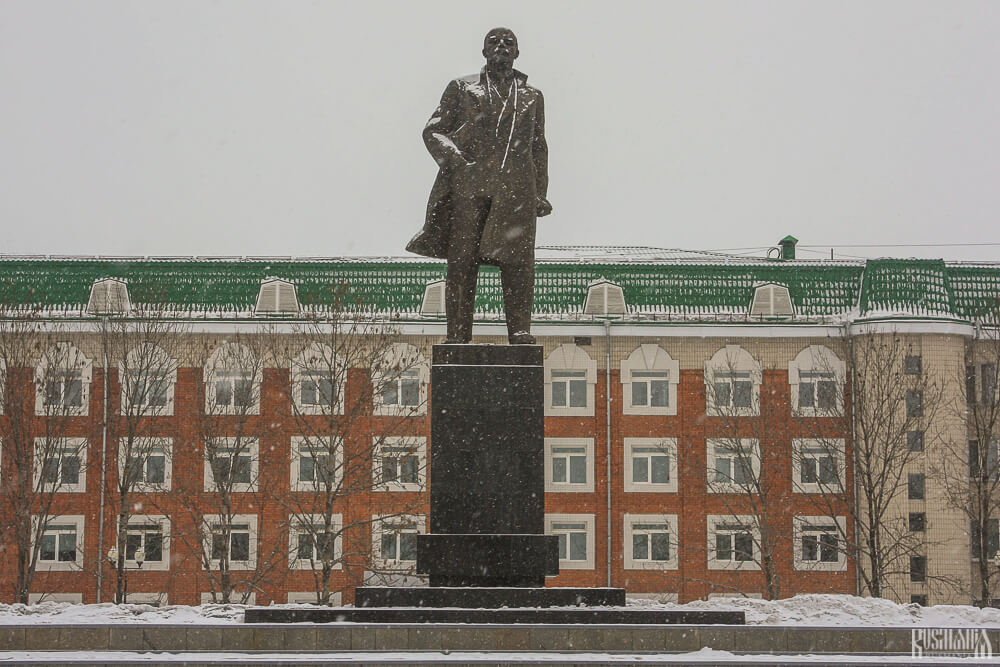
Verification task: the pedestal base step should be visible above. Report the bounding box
[355,586,624,609]
[245,606,745,625]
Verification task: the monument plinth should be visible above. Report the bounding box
[354,343,624,610]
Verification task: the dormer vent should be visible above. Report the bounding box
[86,278,131,316]
[750,283,794,318]
[255,278,300,316]
[583,280,627,317]
[420,280,446,316]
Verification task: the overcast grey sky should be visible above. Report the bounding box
[1,1,998,261]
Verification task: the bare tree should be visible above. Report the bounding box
[0,291,94,603]
[265,291,428,605]
[702,346,788,599]
[164,333,284,604]
[801,333,946,599]
[98,314,187,603]
[933,326,1000,606]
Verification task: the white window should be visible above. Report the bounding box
[254,278,300,316]
[793,516,847,571]
[122,516,170,571]
[86,278,131,316]
[35,343,93,416]
[201,591,256,605]
[34,515,85,571]
[288,591,342,605]
[544,344,597,416]
[290,343,343,415]
[624,514,678,570]
[125,592,167,606]
[119,344,178,417]
[750,283,793,318]
[374,343,429,415]
[789,346,845,416]
[119,438,172,492]
[583,280,627,316]
[28,593,83,604]
[420,280,446,316]
[707,515,760,570]
[624,438,677,493]
[375,437,426,492]
[204,515,257,570]
[621,345,679,416]
[792,439,845,493]
[704,346,761,416]
[204,343,260,415]
[289,514,342,570]
[372,515,425,569]
[290,436,341,492]
[545,438,594,493]
[706,439,759,493]
[204,438,258,492]
[545,513,595,570]
[34,438,87,493]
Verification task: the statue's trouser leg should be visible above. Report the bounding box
[500,260,534,338]
[446,196,491,342]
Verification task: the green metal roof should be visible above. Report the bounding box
[1,254,998,323]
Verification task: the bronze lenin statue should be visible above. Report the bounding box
[406,28,551,344]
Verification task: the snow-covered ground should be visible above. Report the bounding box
[0,594,998,627]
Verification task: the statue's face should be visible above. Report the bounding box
[483,28,518,67]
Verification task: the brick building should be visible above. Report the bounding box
[0,243,997,606]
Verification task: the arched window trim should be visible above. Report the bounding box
[788,345,846,417]
[204,342,262,415]
[34,342,94,416]
[620,344,680,416]
[120,344,178,416]
[373,343,429,416]
[290,342,345,415]
[704,345,762,416]
[544,343,598,417]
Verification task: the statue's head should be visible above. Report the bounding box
[483,27,518,67]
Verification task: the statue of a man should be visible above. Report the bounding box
[407,27,551,344]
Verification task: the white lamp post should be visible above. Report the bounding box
[107,546,145,604]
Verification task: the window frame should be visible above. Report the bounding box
[119,344,178,417]
[544,344,598,416]
[203,343,261,416]
[34,437,87,493]
[707,515,761,571]
[792,516,847,571]
[624,438,677,493]
[290,436,342,492]
[704,345,761,416]
[289,342,345,416]
[706,438,760,494]
[620,345,679,416]
[788,345,845,417]
[791,439,846,494]
[545,513,596,571]
[371,514,425,571]
[203,514,258,571]
[34,515,85,572]
[118,437,172,492]
[122,515,170,571]
[544,438,595,493]
[288,513,343,571]
[34,343,93,417]
[374,437,426,492]
[623,513,678,570]
[204,438,259,493]
[373,343,428,416]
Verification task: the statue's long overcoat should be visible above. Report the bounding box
[406,69,548,265]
